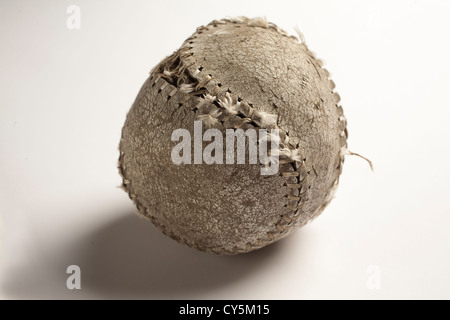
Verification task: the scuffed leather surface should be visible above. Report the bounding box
[119,19,346,254]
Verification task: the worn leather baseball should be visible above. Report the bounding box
[119,17,348,254]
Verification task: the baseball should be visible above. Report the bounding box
[119,17,348,254]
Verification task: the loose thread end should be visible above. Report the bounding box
[293,25,306,44]
[341,147,374,172]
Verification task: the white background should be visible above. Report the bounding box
[1,0,449,300]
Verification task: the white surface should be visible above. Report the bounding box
[1,0,450,300]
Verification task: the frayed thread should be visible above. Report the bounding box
[279,147,302,163]
[340,147,374,171]
[180,83,195,93]
[218,92,239,115]
[252,111,278,128]
[197,110,222,128]
[293,25,306,44]
[204,93,216,103]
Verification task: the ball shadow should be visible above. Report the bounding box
[2,207,294,299]
[78,212,285,298]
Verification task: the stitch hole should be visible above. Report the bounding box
[198,66,204,71]
[226,88,232,93]
[189,41,194,44]
[167,95,172,101]
[178,103,183,108]
[157,88,162,94]
[217,83,223,87]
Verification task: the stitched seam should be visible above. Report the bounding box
[119,18,347,254]
[119,71,303,254]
